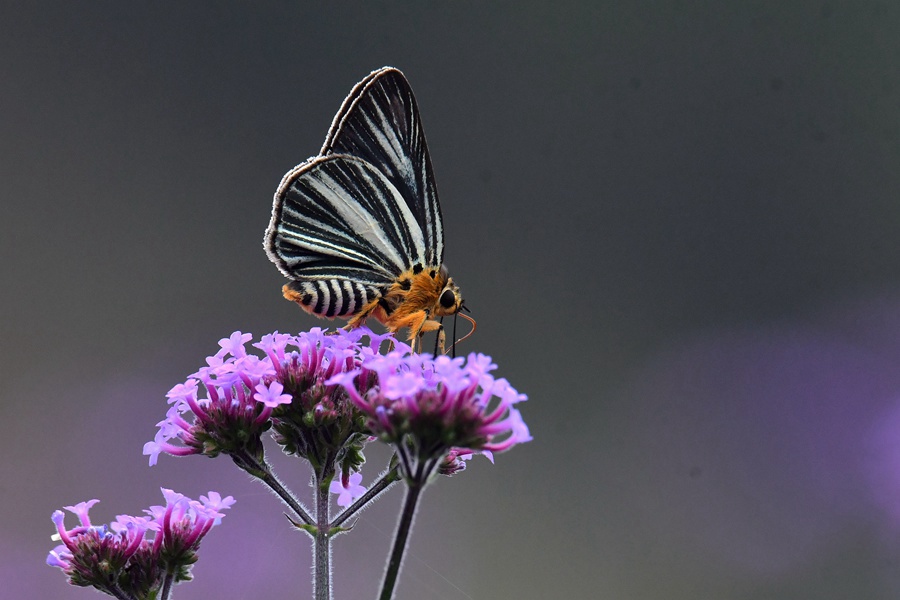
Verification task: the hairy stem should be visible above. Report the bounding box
[158,570,176,600]
[377,459,436,600]
[232,449,313,525]
[314,469,333,600]
[107,584,136,600]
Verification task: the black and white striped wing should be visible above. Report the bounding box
[321,67,444,267]
[265,154,427,317]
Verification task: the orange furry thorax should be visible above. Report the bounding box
[365,265,460,341]
[380,266,450,320]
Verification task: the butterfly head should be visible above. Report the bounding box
[433,266,464,318]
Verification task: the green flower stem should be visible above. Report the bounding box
[107,584,136,600]
[232,449,313,525]
[159,569,176,600]
[331,462,401,529]
[395,446,414,482]
[314,470,334,600]
[377,458,437,600]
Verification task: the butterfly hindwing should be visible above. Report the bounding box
[266,154,427,288]
[321,67,444,267]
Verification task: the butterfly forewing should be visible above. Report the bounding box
[321,67,444,267]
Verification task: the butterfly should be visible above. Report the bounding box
[264,67,472,352]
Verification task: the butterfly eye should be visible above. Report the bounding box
[439,289,456,309]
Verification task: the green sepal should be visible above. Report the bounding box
[328,524,354,536]
[285,513,317,537]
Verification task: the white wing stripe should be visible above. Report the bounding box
[276,225,393,275]
[303,171,407,269]
[361,105,409,182]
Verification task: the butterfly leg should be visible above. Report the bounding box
[345,299,381,330]
[403,310,444,354]
[432,322,446,356]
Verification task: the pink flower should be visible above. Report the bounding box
[329,472,367,507]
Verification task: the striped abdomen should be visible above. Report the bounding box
[283,279,384,320]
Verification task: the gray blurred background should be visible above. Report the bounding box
[5,2,900,598]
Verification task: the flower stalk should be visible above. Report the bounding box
[231,448,313,526]
[378,459,437,600]
[314,467,335,600]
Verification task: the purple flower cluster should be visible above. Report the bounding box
[144,328,397,468]
[143,325,530,490]
[47,489,233,598]
[331,351,531,477]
